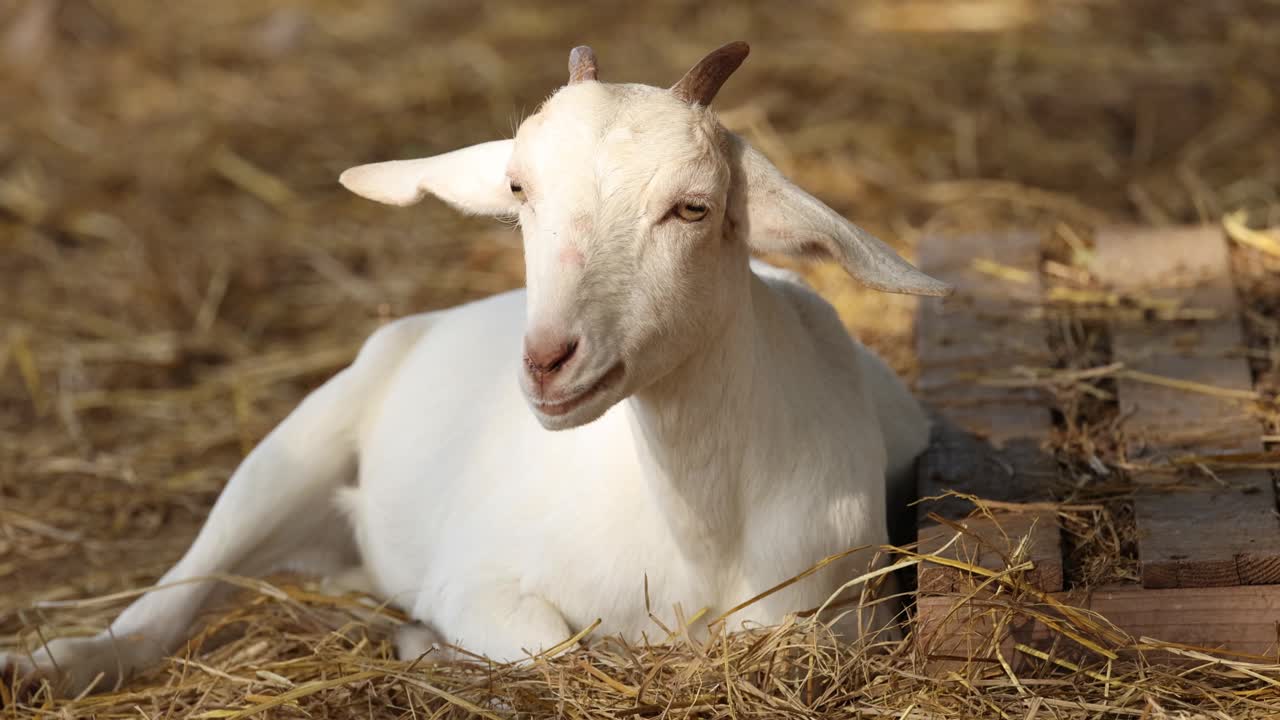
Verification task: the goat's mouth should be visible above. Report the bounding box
[532,361,626,418]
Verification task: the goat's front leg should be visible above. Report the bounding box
[2,320,426,697]
[2,376,359,696]
[421,583,573,663]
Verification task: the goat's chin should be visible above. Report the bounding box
[530,394,618,431]
[523,362,628,431]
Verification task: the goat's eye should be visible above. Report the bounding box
[675,202,709,222]
[510,180,525,201]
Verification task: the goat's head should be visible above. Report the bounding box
[340,42,950,430]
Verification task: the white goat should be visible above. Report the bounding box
[2,42,949,695]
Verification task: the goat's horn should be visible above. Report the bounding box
[568,45,598,84]
[671,41,749,106]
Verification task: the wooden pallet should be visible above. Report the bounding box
[912,227,1280,661]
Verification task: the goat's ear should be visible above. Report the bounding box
[729,136,951,296]
[339,139,518,216]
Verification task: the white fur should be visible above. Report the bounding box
[2,58,948,696]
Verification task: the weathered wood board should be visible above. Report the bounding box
[1094,226,1280,589]
[914,226,1280,663]
[917,583,1280,661]
[914,232,1062,594]
[915,232,1054,443]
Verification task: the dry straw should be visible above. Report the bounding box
[3,0,1280,717]
[7,546,1280,718]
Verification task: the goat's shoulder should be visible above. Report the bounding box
[351,290,529,453]
[356,290,525,371]
[357,314,435,367]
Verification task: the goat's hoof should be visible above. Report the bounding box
[394,622,454,663]
[320,565,378,597]
[0,636,126,700]
[1,650,51,707]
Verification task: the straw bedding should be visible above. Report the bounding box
[3,1,1279,717]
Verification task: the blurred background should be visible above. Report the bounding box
[2,0,1279,625]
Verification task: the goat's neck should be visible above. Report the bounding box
[625,270,790,561]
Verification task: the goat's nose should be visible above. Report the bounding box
[523,334,580,377]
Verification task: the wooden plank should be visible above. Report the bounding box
[915,232,1054,443]
[917,583,1280,662]
[1093,226,1280,588]
[914,233,1063,593]
[915,419,1060,522]
[917,512,1063,594]
[1095,226,1259,448]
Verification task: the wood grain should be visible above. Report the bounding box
[917,583,1280,662]
[915,232,1054,443]
[1093,226,1280,588]
[914,232,1063,593]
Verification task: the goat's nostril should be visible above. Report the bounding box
[524,337,581,377]
[551,340,578,372]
